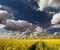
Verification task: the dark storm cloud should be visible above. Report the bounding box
[5,19,32,32]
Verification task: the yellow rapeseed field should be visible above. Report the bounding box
[0,39,60,50]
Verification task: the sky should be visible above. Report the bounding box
[0,0,51,24]
[0,0,60,39]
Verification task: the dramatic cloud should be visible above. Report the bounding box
[0,0,60,39]
[51,13,60,24]
[29,26,47,38]
[37,0,60,11]
[36,0,60,36]
[15,26,50,39]
[0,24,5,29]
[0,10,14,23]
[0,22,58,39]
[5,20,32,32]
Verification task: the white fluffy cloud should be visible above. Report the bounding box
[51,24,60,28]
[37,0,60,11]
[51,13,60,24]
[36,0,60,36]
[5,20,32,32]
[0,24,5,29]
